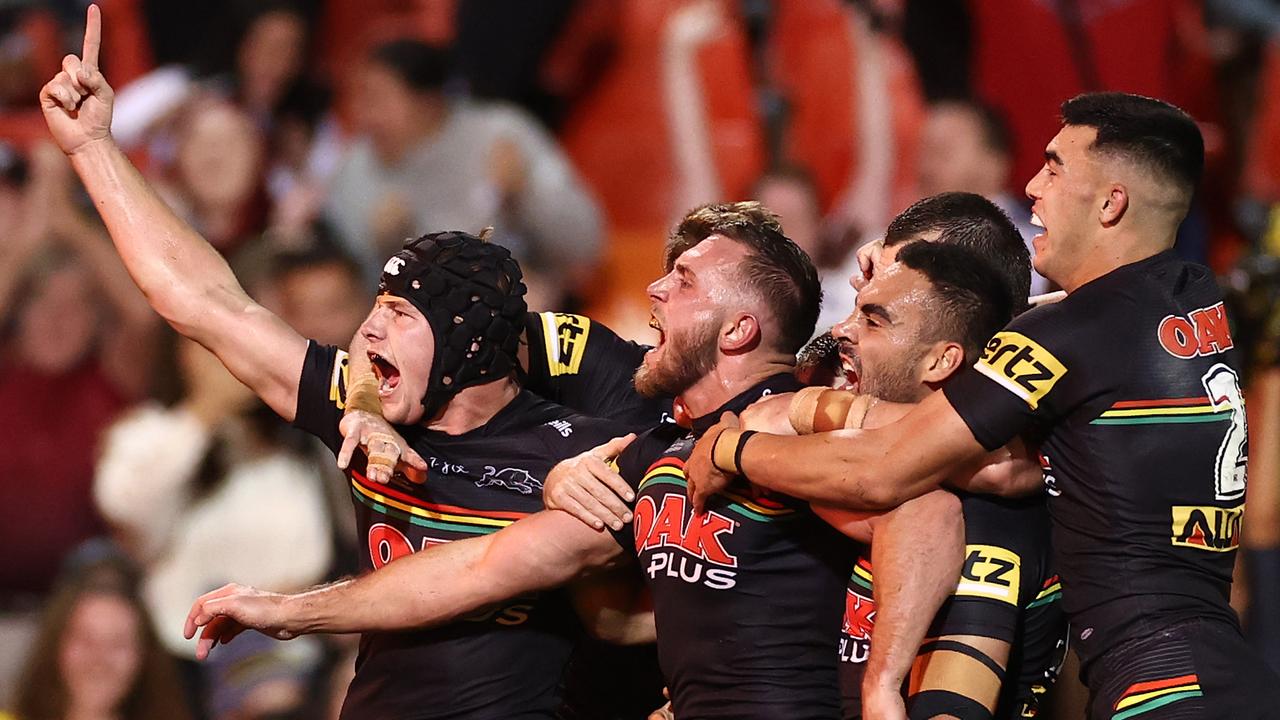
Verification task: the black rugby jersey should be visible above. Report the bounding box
[609,374,856,720]
[520,311,670,720]
[837,493,1065,720]
[942,250,1247,666]
[294,342,627,720]
[522,311,671,429]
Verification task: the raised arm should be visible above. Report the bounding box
[40,5,306,419]
[185,507,624,658]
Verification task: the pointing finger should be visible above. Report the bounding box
[82,4,101,70]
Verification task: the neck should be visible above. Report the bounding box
[680,353,795,419]
[1059,229,1172,293]
[424,376,520,434]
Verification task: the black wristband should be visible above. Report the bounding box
[734,430,757,480]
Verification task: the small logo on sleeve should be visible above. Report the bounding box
[975,332,1068,410]
[956,544,1022,605]
[541,312,591,377]
[329,349,350,409]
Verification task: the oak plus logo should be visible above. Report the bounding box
[838,589,876,664]
[633,493,738,590]
[1158,303,1234,359]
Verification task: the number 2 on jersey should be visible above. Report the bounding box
[1202,364,1247,501]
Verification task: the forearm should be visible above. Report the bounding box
[57,216,155,328]
[284,511,617,634]
[864,490,964,695]
[67,139,249,339]
[735,430,938,510]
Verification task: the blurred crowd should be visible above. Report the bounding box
[2,0,1280,718]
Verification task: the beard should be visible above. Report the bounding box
[633,314,721,398]
[857,345,931,404]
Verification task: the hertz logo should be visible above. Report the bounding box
[956,544,1021,605]
[1171,505,1243,552]
[976,332,1068,410]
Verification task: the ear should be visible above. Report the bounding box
[721,312,761,353]
[1099,183,1129,226]
[920,342,967,384]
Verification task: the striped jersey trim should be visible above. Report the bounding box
[349,472,529,535]
[639,458,796,522]
[1111,674,1203,719]
[1092,397,1233,426]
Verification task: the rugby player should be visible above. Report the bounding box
[687,93,1280,716]
[40,9,650,718]
[747,240,1064,719]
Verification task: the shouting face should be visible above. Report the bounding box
[634,235,750,398]
[359,295,436,425]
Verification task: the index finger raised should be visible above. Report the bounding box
[82,4,101,69]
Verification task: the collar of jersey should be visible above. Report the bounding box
[690,373,803,435]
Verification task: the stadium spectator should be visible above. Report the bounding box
[324,38,602,290]
[6,557,192,720]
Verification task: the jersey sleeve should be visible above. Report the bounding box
[927,495,1047,642]
[292,341,349,454]
[941,305,1092,451]
[523,311,670,428]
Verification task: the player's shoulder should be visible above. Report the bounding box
[513,391,633,450]
[615,421,688,477]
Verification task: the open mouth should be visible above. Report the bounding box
[369,351,401,397]
[1030,210,1046,240]
[837,346,860,393]
[645,314,667,365]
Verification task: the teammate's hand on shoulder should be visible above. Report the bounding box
[184,583,297,661]
[686,412,739,514]
[337,409,427,484]
[40,5,114,157]
[853,238,885,290]
[545,433,636,532]
[739,393,795,435]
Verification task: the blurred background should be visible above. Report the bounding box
[1,0,1279,718]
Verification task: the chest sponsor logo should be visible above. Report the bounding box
[366,524,532,625]
[368,523,447,569]
[475,466,542,495]
[1171,505,1243,552]
[543,312,591,377]
[976,332,1067,410]
[837,587,876,665]
[956,544,1021,605]
[1159,303,1235,359]
[545,419,573,437]
[634,492,738,590]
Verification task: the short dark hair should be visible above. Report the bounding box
[883,191,1030,313]
[1060,92,1204,205]
[666,201,821,355]
[896,241,1014,363]
[368,39,452,93]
